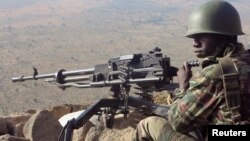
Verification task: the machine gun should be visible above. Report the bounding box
[12,47,199,141]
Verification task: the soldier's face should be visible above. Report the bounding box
[192,34,227,58]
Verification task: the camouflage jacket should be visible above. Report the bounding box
[168,42,248,133]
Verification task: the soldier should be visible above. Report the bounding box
[133,0,250,141]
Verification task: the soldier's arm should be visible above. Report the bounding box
[168,64,223,133]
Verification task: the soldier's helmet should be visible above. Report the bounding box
[186,0,244,38]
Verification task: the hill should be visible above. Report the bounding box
[0,0,249,115]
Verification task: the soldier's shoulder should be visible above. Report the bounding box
[200,58,222,80]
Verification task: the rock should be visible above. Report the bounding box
[72,121,94,141]
[99,127,135,141]
[49,104,88,120]
[0,134,29,141]
[49,104,72,120]
[25,110,36,115]
[85,126,105,141]
[112,110,146,129]
[83,110,143,141]
[0,104,142,141]
[14,122,25,137]
[84,126,135,141]
[0,113,32,136]
[0,119,9,135]
[23,110,62,141]
[4,113,32,125]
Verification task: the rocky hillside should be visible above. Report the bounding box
[0,0,249,116]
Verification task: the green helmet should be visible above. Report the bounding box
[186,0,244,38]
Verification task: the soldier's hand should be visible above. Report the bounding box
[177,61,192,90]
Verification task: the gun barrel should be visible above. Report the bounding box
[62,68,94,76]
[12,67,95,82]
[45,75,91,82]
[61,77,162,88]
[12,73,56,82]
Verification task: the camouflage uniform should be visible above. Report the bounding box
[133,42,249,141]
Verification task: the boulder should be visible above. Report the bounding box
[0,134,29,141]
[23,110,62,141]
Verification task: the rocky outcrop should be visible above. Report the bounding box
[0,104,88,141]
[0,104,141,141]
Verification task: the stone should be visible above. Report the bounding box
[23,110,62,141]
[0,134,29,141]
[0,119,9,135]
[72,121,94,141]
